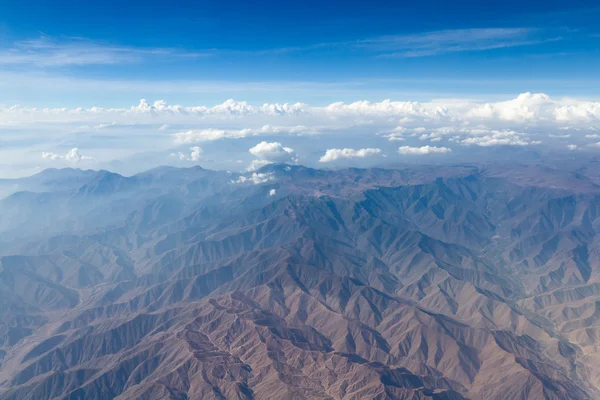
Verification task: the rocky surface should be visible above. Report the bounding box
[0,162,600,399]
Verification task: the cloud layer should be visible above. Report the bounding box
[397,145,452,155]
[2,92,600,177]
[4,93,600,128]
[319,148,382,162]
[41,148,92,162]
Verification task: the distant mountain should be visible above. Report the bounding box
[0,162,599,399]
[0,168,104,197]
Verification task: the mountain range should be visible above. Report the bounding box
[1,161,600,399]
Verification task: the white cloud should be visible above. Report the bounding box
[189,146,203,161]
[6,92,600,175]
[397,145,452,155]
[41,152,62,161]
[367,28,551,58]
[319,148,382,163]
[418,132,443,142]
[65,148,91,162]
[232,172,275,185]
[567,144,578,151]
[246,141,298,171]
[172,125,319,144]
[41,148,92,162]
[381,126,407,141]
[173,129,231,143]
[386,135,406,141]
[0,99,309,130]
[240,124,319,136]
[247,159,273,172]
[466,92,554,122]
[5,93,600,130]
[171,146,203,161]
[269,189,277,197]
[554,103,600,123]
[0,36,207,67]
[3,28,553,71]
[459,130,536,147]
[263,28,549,58]
[325,100,435,118]
[249,141,297,163]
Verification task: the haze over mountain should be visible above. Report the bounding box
[0,161,599,399]
[3,0,600,398]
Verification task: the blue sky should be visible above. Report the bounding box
[1,0,600,105]
[1,0,600,177]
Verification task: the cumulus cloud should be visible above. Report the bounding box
[240,125,319,136]
[173,129,231,143]
[247,159,273,172]
[249,141,297,162]
[41,148,92,162]
[418,132,443,142]
[466,92,552,122]
[319,148,382,163]
[0,99,311,132]
[135,98,306,117]
[459,130,537,147]
[246,141,298,171]
[41,152,62,161]
[171,146,203,161]
[381,126,408,141]
[172,125,318,144]
[232,172,275,184]
[189,146,203,161]
[385,134,406,141]
[8,92,600,172]
[408,127,545,148]
[4,93,600,128]
[567,144,578,151]
[269,189,277,197]
[397,145,452,155]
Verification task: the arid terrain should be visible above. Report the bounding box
[1,161,600,399]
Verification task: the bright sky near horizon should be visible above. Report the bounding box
[1,0,600,177]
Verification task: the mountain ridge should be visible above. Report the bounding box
[0,162,599,399]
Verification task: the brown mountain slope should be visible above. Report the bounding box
[1,163,600,399]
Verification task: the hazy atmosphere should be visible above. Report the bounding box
[2,2,600,400]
